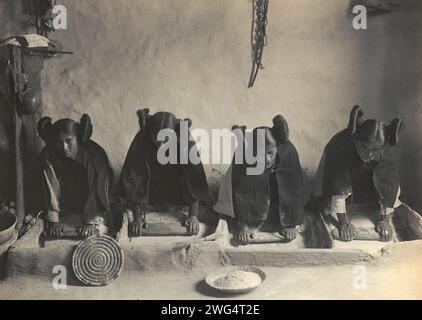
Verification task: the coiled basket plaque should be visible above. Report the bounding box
[72,234,124,286]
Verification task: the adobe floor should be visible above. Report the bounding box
[1,240,421,300]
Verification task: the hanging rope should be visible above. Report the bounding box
[248,0,270,88]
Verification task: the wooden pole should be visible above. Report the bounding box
[14,108,25,231]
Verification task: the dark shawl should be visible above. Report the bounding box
[231,140,303,227]
[40,140,113,219]
[322,129,400,208]
[118,130,213,207]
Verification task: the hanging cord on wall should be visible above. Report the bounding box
[248,0,270,88]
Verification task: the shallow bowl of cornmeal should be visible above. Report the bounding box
[205,266,266,294]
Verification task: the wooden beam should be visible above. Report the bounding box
[14,108,25,231]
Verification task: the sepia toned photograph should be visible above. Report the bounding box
[0,0,421,305]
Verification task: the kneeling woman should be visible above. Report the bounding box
[313,105,411,242]
[213,116,303,244]
[38,115,114,238]
[118,109,214,236]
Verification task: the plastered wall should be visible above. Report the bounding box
[1,0,421,210]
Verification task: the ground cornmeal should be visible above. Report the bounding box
[214,270,261,289]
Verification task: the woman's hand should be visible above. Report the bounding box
[338,222,356,241]
[129,212,144,237]
[234,221,258,245]
[79,224,99,238]
[376,220,393,242]
[185,216,200,235]
[48,222,64,239]
[337,213,355,242]
[281,226,297,242]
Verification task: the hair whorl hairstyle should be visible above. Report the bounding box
[385,118,402,146]
[272,115,289,144]
[37,114,93,143]
[78,114,93,142]
[354,119,386,145]
[348,105,364,136]
[137,108,151,130]
[38,117,54,143]
[232,125,247,133]
[354,118,403,146]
